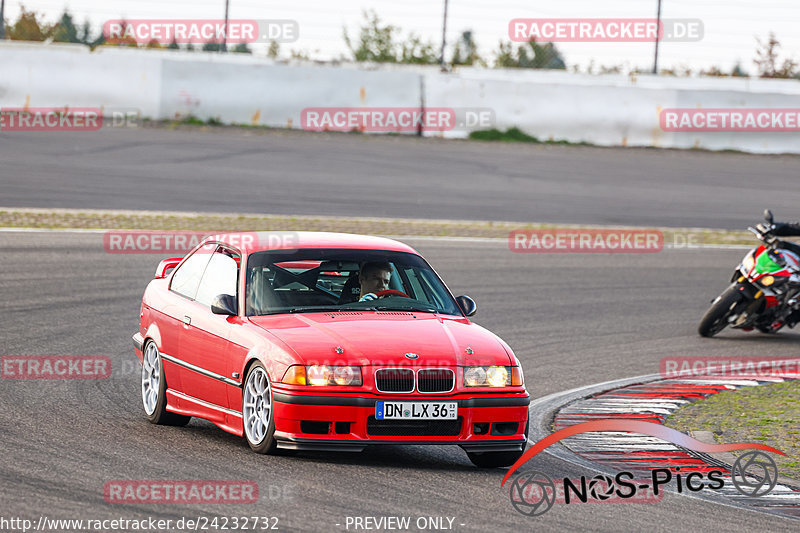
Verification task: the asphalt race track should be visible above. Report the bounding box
[1,231,798,531]
[2,127,800,229]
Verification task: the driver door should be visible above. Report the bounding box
[177,245,240,419]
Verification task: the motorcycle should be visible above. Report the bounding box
[698,209,800,337]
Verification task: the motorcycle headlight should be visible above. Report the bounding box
[742,254,755,273]
[759,275,786,288]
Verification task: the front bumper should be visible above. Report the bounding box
[271,390,530,452]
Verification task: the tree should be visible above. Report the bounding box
[451,30,484,67]
[232,43,251,54]
[493,38,566,70]
[494,41,516,68]
[89,31,106,50]
[754,33,798,78]
[518,40,565,69]
[267,40,280,58]
[167,39,180,50]
[290,48,310,60]
[52,10,80,43]
[400,34,437,65]
[78,19,92,44]
[343,9,439,65]
[103,18,137,47]
[202,40,222,52]
[731,62,747,77]
[343,9,398,63]
[7,7,52,41]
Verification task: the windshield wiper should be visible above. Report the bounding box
[288,306,350,313]
[375,305,438,313]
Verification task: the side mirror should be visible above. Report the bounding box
[211,294,238,316]
[764,209,774,224]
[455,295,477,317]
[155,258,182,279]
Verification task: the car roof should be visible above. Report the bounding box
[207,231,420,256]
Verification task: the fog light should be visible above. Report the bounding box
[473,422,490,435]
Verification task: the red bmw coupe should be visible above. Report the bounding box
[132,232,529,467]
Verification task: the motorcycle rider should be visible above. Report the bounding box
[757,220,800,326]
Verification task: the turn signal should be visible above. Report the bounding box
[511,367,524,386]
[282,365,307,385]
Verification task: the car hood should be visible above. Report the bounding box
[247,311,513,367]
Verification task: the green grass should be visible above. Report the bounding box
[0,208,769,245]
[667,380,800,481]
[468,127,591,146]
[468,127,539,143]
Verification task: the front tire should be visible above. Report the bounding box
[242,362,277,454]
[141,340,191,426]
[698,285,745,337]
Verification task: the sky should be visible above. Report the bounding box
[3,0,799,74]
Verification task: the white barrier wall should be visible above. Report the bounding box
[0,42,163,117]
[159,59,420,128]
[422,72,678,147]
[423,68,800,154]
[1,42,798,154]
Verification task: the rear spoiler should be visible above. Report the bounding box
[155,258,182,279]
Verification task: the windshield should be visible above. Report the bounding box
[245,248,461,316]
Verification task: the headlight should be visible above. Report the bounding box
[759,275,785,288]
[463,366,523,387]
[464,367,487,387]
[333,366,359,386]
[486,366,508,387]
[283,365,362,386]
[742,254,755,273]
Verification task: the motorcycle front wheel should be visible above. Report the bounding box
[698,285,745,337]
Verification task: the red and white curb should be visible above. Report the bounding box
[552,376,800,518]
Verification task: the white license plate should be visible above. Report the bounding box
[375,401,457,420]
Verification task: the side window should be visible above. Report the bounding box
[401,267,426,299]
[195,248,240,308]
[418,269,449,309]
[170,245,215,299]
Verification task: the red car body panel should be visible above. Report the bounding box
[133,232,529,452]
